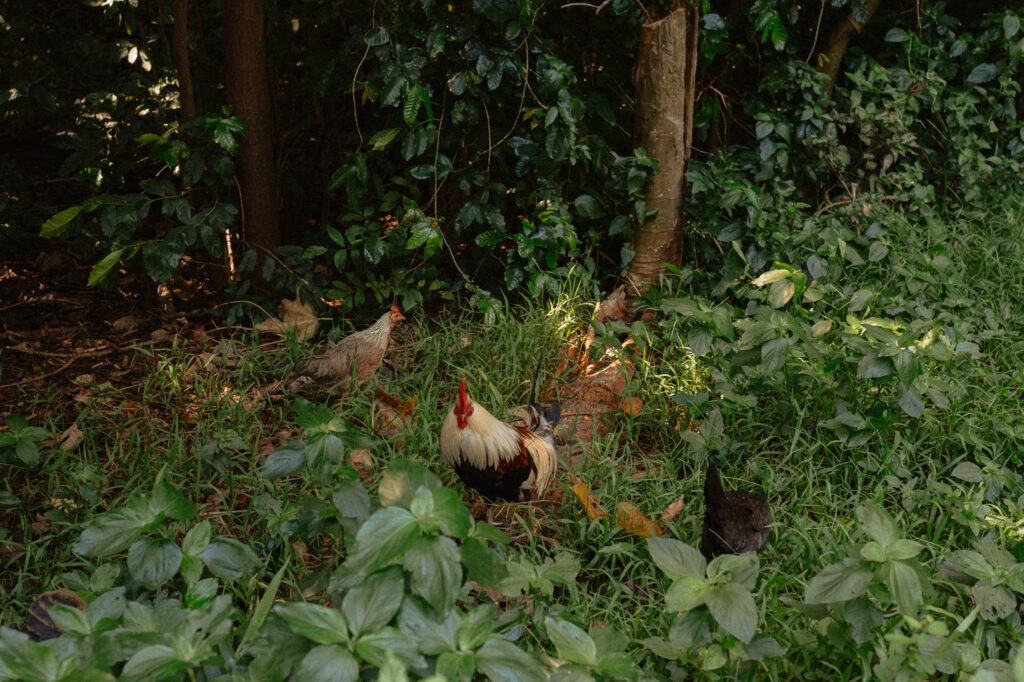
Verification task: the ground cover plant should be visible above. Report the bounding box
[2,189,1024,680]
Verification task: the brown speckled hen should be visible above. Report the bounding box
[701,462,772,560]
[27,589,87,641]
[291,306,404,395]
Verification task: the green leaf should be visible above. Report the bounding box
[884,27,910,42]
[74,508,150,557]
[342,565,404,635]
[665,574,710,612]
[951,462,984,483]
[403,88,422,125]
[545,617,597,665]
[404,536,462,613]
[761,336,790,374]
[458,603,496,651]
[47,603,91,636]
[751,268,790,287]
[354,627,425,669]
[857,501,899,546]
[647,538,706,580]
[744,634,786,660]
[805,557,874,603]
[294,645,358,682]
[332,480,371,520]
[888,560,923,615]
[856,352,893,379]
[967,63,998,84]
[767,279,795,308]
[974,580,1017,621]
[15,440,39,466]
[364,25,390,46]
[706,581,757,643]
[378,459,442,508]
[182,521,212,557]
[574,194,604,219]
[844,597,883,644]
[275,602,350,644]
[261,441,307,479]
[399,598,458,655]
[127,537,182,589]
[239,561,288,651]
[121,645,184,680]
[950,550,996,580]
[150,480,195,522]
[739,320,776,348]
[861,541,887,563]
[369,128,401,151]
[462,536,508,589]
[88,248,126,286]
[888,539,923,561]
[431,487,473,539]
[899,388,925,418]
[706,552,759,590]
[1004,14,1021,38]
[200,538,261,580]
[41,205,84,238]
[476,638,546,682]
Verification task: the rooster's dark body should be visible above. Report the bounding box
[701,462,772,560]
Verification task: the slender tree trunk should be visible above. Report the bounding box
[224,0,280,256]
[172,0,197,122]
[817,0,882,94]
[627,5,699,290]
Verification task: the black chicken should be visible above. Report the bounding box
[701,461,772,560]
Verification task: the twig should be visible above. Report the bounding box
[560,0,612,13]
[350,1,378,147]
[0,357,77,389]
[481,95,492,180]
[6,342,123,358]
[429,89,447,215]
[805,0,825,63]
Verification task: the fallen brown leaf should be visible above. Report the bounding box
[660,492,686,523]
[620,396,643,416]
[57,423,84,451]
[569,472,609,520]
[254,297,319,342]
[614,501,664,538]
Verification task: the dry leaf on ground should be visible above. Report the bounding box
[254,297,319,342]
[569,472,609,520]
[660,493,686,523]
[57,423,84,451]
[614,501,664,538]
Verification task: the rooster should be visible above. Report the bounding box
[701,461,772,560]
[440,369,559,503]
[291,306,404,395]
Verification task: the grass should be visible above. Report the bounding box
[1,196,1023,679]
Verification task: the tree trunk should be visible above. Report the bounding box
[172,0,197,122]
[817,0,882,95]
[224,0,280,257]
[627,5,699,290]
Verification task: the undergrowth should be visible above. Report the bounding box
[2,196,1024,680]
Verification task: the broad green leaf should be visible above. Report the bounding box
[121,645,185,680]
[369,128,400,151]
[15,440,39,466]
[950,550,996,580]
[973,580,1016,622]
[200,538,261,581]
[752,268,790,287]
[399,598,458,655]
[744,634,786,660]
[856,352,893,379]
[41,205,84,238]
[761,336,790,374]
[458,603,496,651]
[706,552,759,590]
[857,501,899,546]
[150,480,195,522]
[545,617,597,666]
[85,587,126,629]
[275,602,349,644]
[647,537,706,580]
[182,521,212,557]
[701,642,728,670]
[1004,14,1021,38]
[805,557,874,603]
[885,27,910,42]
[888,539,923,561]
[951,461,984,482]
[687,328,712,357]
[87,248,126,286]
[354,627,425,669]
[887,560,923,615]
[967,63,998,84]
[364,25,390,46]
[431,486,472,539]
[74,508,150,557]
[574,194,603,219]
[665,574,710,612]
[767,278,795,308]
[861,541,887,563]
[706,582,757,643]
[844,597,883,643]
[899,388,925,418]
[295,645,358,682]
[867,241,889,262]
[378,459,442,508]
[739,320,776,348]
[403,536,462,613]
[47,603,91,636]
[332,480,371,520]
[342,565,404,635]
[127,537,182,589]
[476,638,546,682]
[260,441,307,479]
[461,536,508,588]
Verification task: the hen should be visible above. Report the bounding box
[291,306,404,395]
[701,461,772,560]
[440,370,559,502]
[26,589,87,641]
